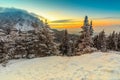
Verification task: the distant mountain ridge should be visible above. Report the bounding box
[0,7,44,31]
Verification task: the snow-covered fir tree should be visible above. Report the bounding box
[70,37,77,55]
[34,19,58,56]
[77,16,94,53]
[59,29,70,55]
[89,21,94,35]
[59,29,77,56]
[107,31,119,51]
[118,32,120,51]
[0,29,6,63]
[0,29,16,66]
[43,20,58,55]
[99,30,107,52]
[93,30,107,52]
[14,31,29,58]
[106,33,112,50]
[111,31,118,50]
[93,35,99,49]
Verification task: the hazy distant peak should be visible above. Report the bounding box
[0,7,44,31]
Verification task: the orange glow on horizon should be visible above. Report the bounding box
[49,19,120,29]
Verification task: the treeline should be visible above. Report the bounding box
[0,21,58,66]
[0,16,120,66]
[58,16,120,55]
[93,30,120,51]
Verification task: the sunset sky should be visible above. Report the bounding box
[0,0,120,33]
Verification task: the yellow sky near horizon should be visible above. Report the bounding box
[49,19,120,29]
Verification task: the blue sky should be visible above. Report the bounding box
[0,0,120,32]
[0,0,120,20]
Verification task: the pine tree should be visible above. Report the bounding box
[0,35,15,66]
[93,35,99,49]
[99,30,107,52]
[14,32,28,58]
[59,29,70,55]
[106,33,112,50]
[90,21,94,35]
[24,32,36,58]
[42,20,58,55]
[84,16,89,26]
[114,33,118,50]
[77,16,93,52]
[118,32,120,51]
[0,39,6,63]
[0,29,6,63]
[34,19,58,56]
[70,37,77,55]
[111,31,118,50]
[93,30,107,52]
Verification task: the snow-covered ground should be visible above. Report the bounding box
[0,52,120,80]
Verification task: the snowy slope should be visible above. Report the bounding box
[0,7,43,31]
[0,52,120,80]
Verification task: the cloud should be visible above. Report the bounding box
[50,19,73,23]
[92,17,120,20]
[50,19,82,23]
[50,16,120,23]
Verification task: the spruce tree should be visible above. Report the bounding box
[93,35,99,49]
[93,30,107,52]
[90,21,94,35]
[98,30,107,52]
[106,33,112,50]
[59,29,70,55]
[111,31,118,50]
[78,16,93,52]
[118,32,120,51]
[70,37,77,55]
[34,19,58,56]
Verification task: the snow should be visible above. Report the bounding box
[0,7,43,31]
[0,52,120,80]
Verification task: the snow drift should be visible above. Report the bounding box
[0,52,120,80]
